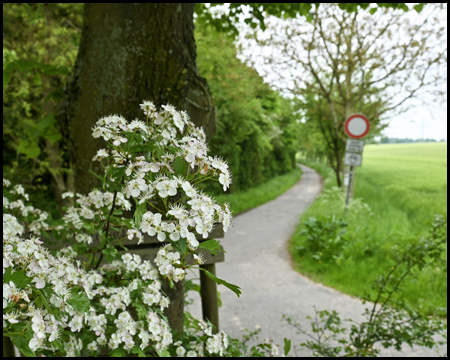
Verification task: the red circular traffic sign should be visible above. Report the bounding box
[344,114,370,139]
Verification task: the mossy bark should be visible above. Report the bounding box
[61,3,215,196]
[60,3,216,335]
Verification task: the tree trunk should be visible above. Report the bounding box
[60,3,217,335]
[61,3,216,196]
[42,4,75,211]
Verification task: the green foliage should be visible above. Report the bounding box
[283,338,291,356]
[3,3,83,214]
[3,268,32,289]
[67,286,91,313]
[195,23,300,193]
[10,328,36,358]
[195,3,424,38]
[285,216,448,357]
[297,216,348,263]
[199,267,242,297]
[198,239,223,256]
[195,3,317,37]
[133,201,147,229]
[293,143,447,315]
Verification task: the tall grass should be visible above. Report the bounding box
[291,143,447,316]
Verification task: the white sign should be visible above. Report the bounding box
[346,139,364,153]
[344,152,362,166]
[344,114,370,139]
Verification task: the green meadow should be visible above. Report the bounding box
[291,142,447,315]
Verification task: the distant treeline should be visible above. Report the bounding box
[371,137,447,144]
[298,136,447,165]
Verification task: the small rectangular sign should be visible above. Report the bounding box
[346,139,364,153]
[344,152,362,166]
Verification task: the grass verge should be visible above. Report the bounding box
[291,143,447,316]
[215,166,302,216]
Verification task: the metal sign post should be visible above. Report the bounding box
[343,114,370,213]
[345,166,354,210]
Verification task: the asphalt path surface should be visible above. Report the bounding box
[186,164,446,357]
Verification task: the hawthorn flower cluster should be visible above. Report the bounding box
[206,330,230,356]
[4,209,240,356]
[2,183,176,356]
[3,179,49,236]
[3,102,241,356]
[3,211,224,356]
[3,213,91,353]
[57,190,133,245]
[154,244,187,282]
[91,101,233,250]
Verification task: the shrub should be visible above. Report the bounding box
[297,215,348,263]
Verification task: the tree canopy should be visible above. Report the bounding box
[196,22,299,192]
[240,3,446,186]
[195,3,427,37]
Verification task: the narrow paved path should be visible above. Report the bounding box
[187,165,445,357]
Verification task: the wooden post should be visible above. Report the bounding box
[162,279,185,336]
[199,263,219,333]
[3,336,15,357]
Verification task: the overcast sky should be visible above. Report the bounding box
[383,102,447,140]
[232,4,447,141]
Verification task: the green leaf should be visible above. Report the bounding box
[414,3,425,12]
[109,348,126,357]
[36,114,56,131]
[35,290,54,315]
[17,139,30,154]
[185,279,201,294]
[52,339,65,352]
[101,244,118,263]
[134,201,147,229]
[38,63,69,76]
[3,267,12,281]
[198,239,224,256]
[173,238,187,256]
[111,166,126,181]
[44,131,62,144]
[10,331,35,357]
[135,304,148,321]
[172,156,187,175]
[132,346,146,357]
[99,231,107,250]
[67,286,90,313]
[13,60,35,72]
[4,270,32,288]
[284,338,291,356]
[34,295,43,308]
[10,322,29,334]
[166,145,179,154]
[3,70,11,87]
[153,346,171,357]
[133,143,156,153]
[200,268,241,297]
[26,144,41,159]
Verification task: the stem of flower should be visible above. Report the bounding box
[94,190,118,270]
